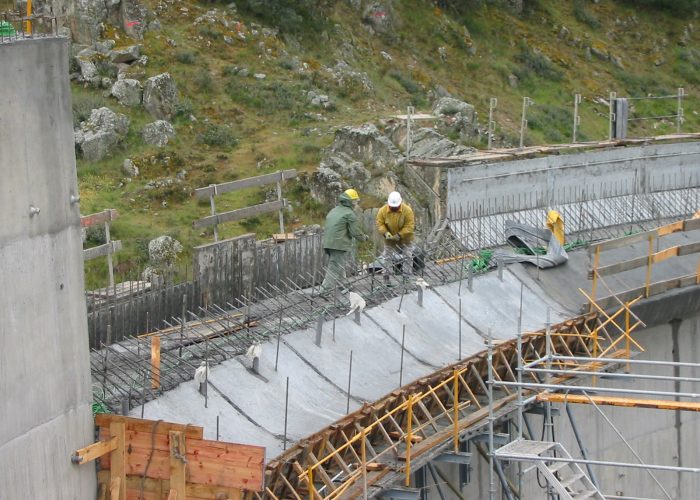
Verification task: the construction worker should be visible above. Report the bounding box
[319,188,366,295]
[376,191,415,275]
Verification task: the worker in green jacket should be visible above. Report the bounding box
[376,191,415,275]
[319,188,366,295]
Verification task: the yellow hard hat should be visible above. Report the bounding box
[344,188,360,201]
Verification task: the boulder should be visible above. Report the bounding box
[142,120,175,147]
[310,167,344,206]
[74,107,130,161]
[95,39,116,53]
[409,128,475,158]
[143,73,179,120]
[70,0,117,44]
[76,57,100,86]
[148,235,183,269]
[432,97,475,122]
[361,2,396,35]
[123,158,140,177]
[110,44,142,63]
[120,0,148,39]
[431,97,479,141]
[110,78,143,106]
[321,152,372,188]
[325,123,401,170]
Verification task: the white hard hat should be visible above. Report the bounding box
[387,191,402,207]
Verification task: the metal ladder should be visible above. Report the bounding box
[495,439,605,500]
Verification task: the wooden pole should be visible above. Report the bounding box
[151,336,161,389]
[109,421,126,500]
[169,431,187,499]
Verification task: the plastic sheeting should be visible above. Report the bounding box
[495,220,569,269]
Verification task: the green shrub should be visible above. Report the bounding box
[85,225,107,246]
[527,104,573,143]
[240,216,261,230]
[72,93,108,127]
[174,98,194,120]
[573,0,600,29]
[195,71,214,92]
[226,80,305,114]
[198,25,219,40]
[236,0,330,35]
[197,124,239,148]
[390,71,421,95]
[514,43,563,82]
[175,51,197,64]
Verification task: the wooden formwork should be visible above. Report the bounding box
[72,414,264,500]
[260,312,620,499]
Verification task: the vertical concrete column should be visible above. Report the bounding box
[0,38,96,498]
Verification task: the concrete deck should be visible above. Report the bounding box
[134,228,700,462]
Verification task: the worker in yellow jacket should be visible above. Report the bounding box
[376,191,415,275]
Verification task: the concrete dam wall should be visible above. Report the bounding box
[0,38,96,499]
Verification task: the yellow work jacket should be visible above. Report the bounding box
[376,203,415,246]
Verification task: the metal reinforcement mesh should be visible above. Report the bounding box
[0,13,58,43]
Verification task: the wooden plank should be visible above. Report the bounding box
[110,476,121,500]
[590,230,656,253]
[81,209,119,227]
[591,255,647,278]
[84,240,123,261]
[110,421,126,500]
[594,273,698,310]
[684,218,700,232]
[95,415,204,439]
[537,393,700,411]
[169,431,187,500]
[167,489,177,500]
[193,200,286,229]
[151,336,161,389]
[194,170,297,198]
[592,216,700,254]
[100,431,264,491]
[272,233,297,242]
[73,436,118,464]
[591,241,700,278]
[652,245,680,263]
[657,220,685,236]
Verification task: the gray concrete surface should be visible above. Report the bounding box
[135,224,700,500]
[135,264,569,460]
[447,141,700,211]
[0,38,96,499]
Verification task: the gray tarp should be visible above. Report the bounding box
[494,220,568,269]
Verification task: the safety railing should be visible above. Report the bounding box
[588,215,700,310]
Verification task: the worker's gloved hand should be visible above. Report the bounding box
[384,232,393,240]
[390,234,401,241]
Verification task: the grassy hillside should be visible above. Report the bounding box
[65,0,700,288]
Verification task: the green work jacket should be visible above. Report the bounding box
[323,193,363,251]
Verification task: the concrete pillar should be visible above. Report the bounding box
[0,38,96,498]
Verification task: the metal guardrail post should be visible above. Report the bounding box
[405,393,414,487]
[677,87,685,133]
[519,97,533,149]
[487,329,495,500]
[453,369,459,452]
[209,185,218,242]
[488,98,497,149]
[608,91,617,140]
[573,93,582,143]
